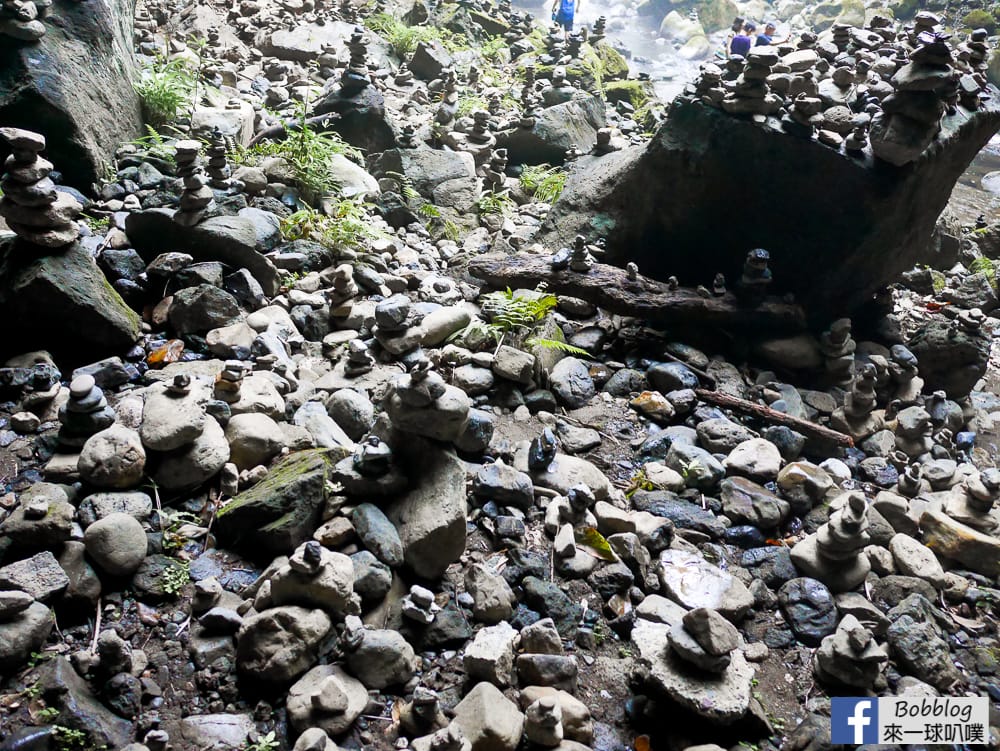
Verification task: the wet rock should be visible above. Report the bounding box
[351,503,404,567]
[549,357,595,408]
[657,550,753,621]
[886,594,963,690]
[920,509,1000,577]
[0,601,53,671]
[35,656,132,749]
[719,477,789,530]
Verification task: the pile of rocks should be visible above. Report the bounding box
[0,128,82,247]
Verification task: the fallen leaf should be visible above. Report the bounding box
[574,526,617,561]
[634,734,651,751]
[951,613,987,633]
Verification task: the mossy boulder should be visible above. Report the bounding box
[604,79,655,109]
[590,43,630,82]
[962,9,997,32]
[216,448,349,558]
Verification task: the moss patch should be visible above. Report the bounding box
[696,0,738,33]
[962,9,997,32]
[604,79,653,109]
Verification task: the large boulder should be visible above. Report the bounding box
[537,95,1000,320]
[0,0,142,189]
[0,239,140,364]
[125,210,281,296]
[216,449,346,557]
[498,95,607,166]
[373,147,478,212]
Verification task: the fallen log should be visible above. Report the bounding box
[467,253,807,333]
[695,388,855,448]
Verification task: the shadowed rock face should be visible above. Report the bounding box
[0,0,142,189]
[538,94,1000,322]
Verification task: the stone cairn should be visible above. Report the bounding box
[341,26,369,94]
[790,490,872,592]
[214,360,249,403]
[372,294,422,356]
[667,607,742,674]
[818,318,855,387]
[525,696,563,747]
[0,128,82,248]
[888,344,922,403]
[58,375,116,450]
[205,128,233,190]
[173,140,215,226]
[689,63,724,107]
[721,46,781,117]
[870,29,951,166]
[344,339,376,377]
[480,147,508,192]
[944,467,1000,533]
[894,405,932,458]
[590,15,606,43]
[0,0,46,41]
[831,363,881,440]
[736,248,771,305]
[813,614,888,689]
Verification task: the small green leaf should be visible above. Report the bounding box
[574,526,617,561]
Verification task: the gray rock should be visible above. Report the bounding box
[696,418,756,454]
[886,594,963,690]
[351,503,404,567]
[169,284,242,335]
[77,491,152,527]
[473,461,534,510]
[682,607,741,656]
[325,389,375,441]
[351,550,392,604]
[83,512,147,577]
[386,447,467,579]
[664,442,725,490]
[225,412,285,470]
[657,550,753,621]
[0,551,69,602]
[0,602,53,671]
[719,476,789,530]
[140,383,207,451]
[344,625,417,689]
[465,563,516,624]
[723,438,782,482]
[648,361,699,392]
[632,619,754,723]
[888,533,947,588]
[286,664,368,736]
[515,653,578,691]
[152,415,230,491]
[777,578,837,647]
[293,401,353,449]
[179,713,255,751]
[452,681,525,751]
[549,357,595,408]
[463,621,518,686]
[78,424,146,489]
[236,606,332,683]
[35,656,132,748]
[492,345,536,385]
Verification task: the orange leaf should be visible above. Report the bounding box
[634,734,651,751]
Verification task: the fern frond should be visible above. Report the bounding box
[525,338,591,356]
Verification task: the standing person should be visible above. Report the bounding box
[551,0,579,39]
[755,21,788,45]
[719,16,744,59]
[729,21,755,57]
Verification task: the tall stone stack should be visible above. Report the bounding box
[0,0,46,41]
[173,140,215,226]
[870,30,952,165]
[0,128,82,248]
[721,47,781,118]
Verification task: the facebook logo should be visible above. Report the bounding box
[832,697,879,744]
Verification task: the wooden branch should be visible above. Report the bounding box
[467,253,807,333]
[695,388,855,448]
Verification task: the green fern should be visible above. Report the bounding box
[525,337,590,356]
[476,190,515,217]
[969,256,998,291]
[134,54,195,128]
[519,165,567,204]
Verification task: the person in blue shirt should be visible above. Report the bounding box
[728,21,755,57]
[755,22,788,46]
[551,0,579,38]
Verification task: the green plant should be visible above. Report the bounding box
[22,683,42,699]
[680,459,702,481]
[475,190,515,217]
[36,707,59,723]
[82,214,111,235]
[617,645,633,658]
[366,13,456,57]
[624,468,655,499]
[963,9,997,31]
[449,286,588,355]
[27,651,54,668]
[130,125,178,166]
[280,203,386,250]
[480,35,508,63]
[519,164,567,204]
[134,54,196,128]
[417,201,460,241]
[161,509,202,554]
[159,560,190,595]
[969,256,998,291]
[245,731,279,751]
[230,103,362,201]
[52,726,89,751]
[457,94,489,118]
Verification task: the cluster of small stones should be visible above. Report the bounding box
[4,1,1000,751]
[686,11,994,164]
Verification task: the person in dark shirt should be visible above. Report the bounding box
[755,22,788,46]
[729,21,755,57]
